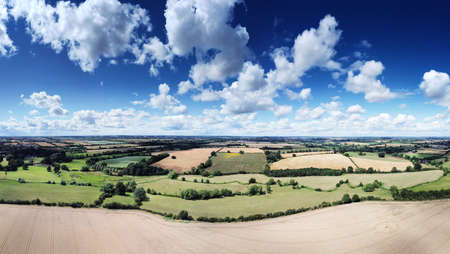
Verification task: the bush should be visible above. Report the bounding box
[81,166,89,172]
[266,178,276,185]
[17,178,26,183]
[177,210,193,220]
[181,177,186,181]
[248,178,256,184]
[342,193,352,204]
[60,180,66,186]
[168,171,178,179]
[134,187,148,203]
[171,155,176,159]
[351,194,360,202]
[103,202,138,209]
[61,165,69,171]
[115,181,127,195]
[248,185,264,196]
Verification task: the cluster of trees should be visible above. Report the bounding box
[267,168,343,177]
[265,150,282,163]
[390,186,450,200]
[116,156,169,176]
[180,188,234,200]
[42,152,72,165]
[0,198,88,208]
[0,154,25,171]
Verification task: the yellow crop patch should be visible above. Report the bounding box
[224,153,240,158]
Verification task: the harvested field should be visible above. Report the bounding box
[281,151,333,158]
[85,144,138,150]
[221,147,263,153]
[271,154,355,170]
[153,148,220,173]
[352,157,413,171]
[34,142,54,147]
[1,200,449,253]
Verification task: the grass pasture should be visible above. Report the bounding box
[0,180,100,204]
[61,159,87,170]
[271,154,355,170]
[102,156,151,168]
[141,184,391,218]
[409,175,450,191]
[208,152,266,173]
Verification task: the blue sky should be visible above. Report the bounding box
[0,0,449,136]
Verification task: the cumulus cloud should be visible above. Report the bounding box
[419,70,450,107]
[295,106,325,121]
[286,88,311,100]
[147,83,187,114]
[347,104,366,114]
[8,0,152,72]
[344,60,397,102]
[22,91,68,116]
[267,15,342,87]
[273,105,292,118]
[165,0,249,85]
[0,1,16,56]
[359,40,372,48]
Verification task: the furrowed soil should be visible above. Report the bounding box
[0,200,449,253]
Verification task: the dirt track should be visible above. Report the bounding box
[0,200,449,254]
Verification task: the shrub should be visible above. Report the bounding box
[266,178,276,185]
[101,183,115,197]
[351,194,360,202]
[248,178,256,184]
[212,170,222,176]
[342,193,352,204]
[181,177,186,181]
[134,187,148,203]
[205,179,210,184]
[81,166,89,172]
[61,165,69,171]
[239,150,244,154]
[171,155,176,159]
[17,178,26,183]
[193,179,198,183]
[60,180,66,186]
[69,180,76,185]
[115,181,127,195]
[177,210,193,220]
[248,185,264,196]
[103,202,137,209]
[168,171,178,179]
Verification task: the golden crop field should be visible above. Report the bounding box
[271,154,355,170]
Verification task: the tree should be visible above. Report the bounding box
[61,165,69,171]
[351,194,360,202]
[266,178,276,185]
[210,151,216,157]
[47,166,52,172]
[81,166,89,172]
[177,210,192,220]
[342,193,352,204]
[23,164,29,170]
[101,183,115,197]
[248,185,263,196]
[168,171,178,179]
[126,180,137,192]
[239,150,244,154]
[115,181,127,195]
[266,184,272,194]
[414,163,422,171]
[134,187,148,203]
[248,178,256,184]
[378,152,385,158]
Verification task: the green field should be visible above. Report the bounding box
[141,184,391,218]
[84,140,124,145]
[346,152,406,162]
[101,156,151,168]
[409,175,450,191]
[183,170,443,190]
[208,152,266,173]
[0,180,100,204]
[61,159,87,170]
[103,195,136,206]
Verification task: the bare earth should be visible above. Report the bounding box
[352,157,413,171]
[0,200,449,254]
[154,148,220,172]
[271,154,354,170]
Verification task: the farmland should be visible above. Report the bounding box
[101,156,151,168]
[271,154,355,170]
[154,148,220,172]
[351,157,413,171]
[208,152,266,173]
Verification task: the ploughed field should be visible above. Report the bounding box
[1,200,449,254]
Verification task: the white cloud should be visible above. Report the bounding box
[133,37,173,75]
[274,105,292,118]
[328,83,336,89]
[192,88,220,102]
[148,83,187,114]
[344,60,397,102]
[347,104,366,114]
[9,0,152,72]
[295,106,325,121]
[0,1,16,56]
[393,114,415,125]
[165,0,249,85]
[177,80,195,95]
[29,110,39,116]
[22,91,68,116]
[419,70,450,107]
[267,15,342,87]
[286,88,311,100]
[399,103,407,109]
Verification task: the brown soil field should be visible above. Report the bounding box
[281,151,333,158]
[352,157,413,171]
[1,200,449,253]
[271,154,355,170]
[85,144,138,150]
[154,148,220,172]
[220,147,263,153]
[34,142,54,147]
[52,142,68,147]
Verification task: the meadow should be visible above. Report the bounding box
[102,156,151,168]
[208,152,266,173]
